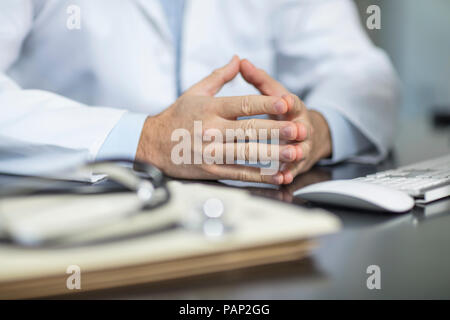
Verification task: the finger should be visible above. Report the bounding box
[240,59,308,117]
[282,93,308,117]
[281,142,308,163]
[207,164,284,185]
[240,59,288,97]
[221,119,298,141]
[282,161,316,185]
[293,120,310,141]
[226,142,297,163]
[202,142,296,163]
[281,142,312,184]
[216,95,288,118]
[186,55,240,96]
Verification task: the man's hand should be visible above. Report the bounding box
[136,56,301,184]
[240,59,332,184]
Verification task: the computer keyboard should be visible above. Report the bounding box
[354,154,450,203]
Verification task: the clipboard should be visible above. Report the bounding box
[0,182,340,299]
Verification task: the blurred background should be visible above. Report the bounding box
[355,0,450,164]
[355,0,450,117]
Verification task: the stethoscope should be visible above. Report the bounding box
[0,159,228,247]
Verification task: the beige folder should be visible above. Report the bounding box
[0,182,340,299]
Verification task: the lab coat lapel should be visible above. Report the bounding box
[133,0,172,44]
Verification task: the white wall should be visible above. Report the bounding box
[355,0,450,117]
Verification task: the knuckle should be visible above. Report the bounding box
[237,143,246,161]
[240,96,252,116]
[245,143,251,160]
[203,164,218,175]
[242,118,256,131]
[238,170,250,182]
[247,143,258,161]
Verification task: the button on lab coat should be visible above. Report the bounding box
[0,0,400,176]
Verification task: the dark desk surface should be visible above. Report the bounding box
[7,116,450,299]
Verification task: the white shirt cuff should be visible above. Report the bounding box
[97,112,148,160]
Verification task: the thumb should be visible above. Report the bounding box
[186,55,240,96]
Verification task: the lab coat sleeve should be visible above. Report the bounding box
[273,0,401,164]
[0,1,135,172]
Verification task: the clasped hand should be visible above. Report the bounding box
[136,56,332,185]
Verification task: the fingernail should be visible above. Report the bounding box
[271,174,283,185]
[284,172,294,184]
[282,148,293,160]
[274,100,286,113]
[281,126,295,139]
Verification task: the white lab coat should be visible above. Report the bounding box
[0,0,399,175]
